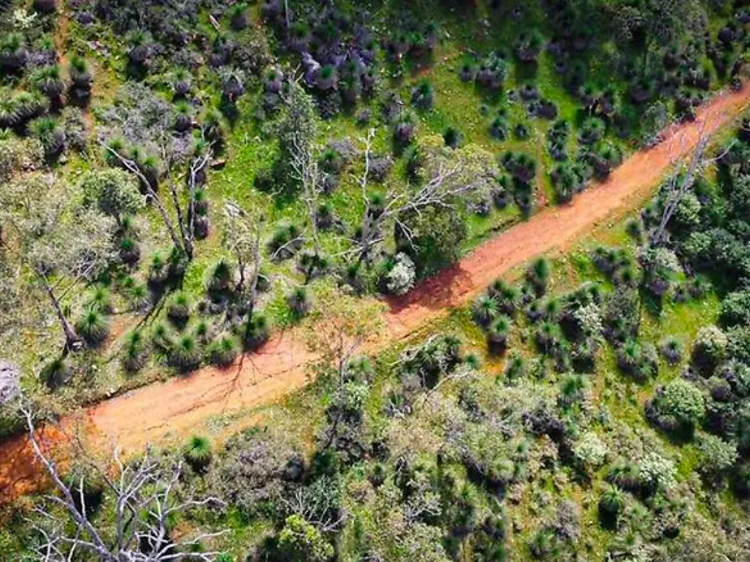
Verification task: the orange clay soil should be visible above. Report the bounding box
[2,83,750,504]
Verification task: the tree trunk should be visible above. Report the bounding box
[42,275,82,352]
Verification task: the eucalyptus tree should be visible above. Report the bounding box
[0,175,117,351]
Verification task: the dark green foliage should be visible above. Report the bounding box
[659,336,683,365]
[169,334,201,372]
[184,435,212,473]
[615,340,658,381]
[76,310,109,347]
[166,292,192,326]
[598,485,625,527]
[472,293,499,327]
[208,259,234,293]
[243,312,270,350]
[526,258,550,296]
[287,287,311,318]
[487,315,512,354]
[396,204,467,277]
[122,329,149,372]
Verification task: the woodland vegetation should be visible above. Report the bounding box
[3,0,750,560]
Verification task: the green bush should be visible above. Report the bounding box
[648,379,705,433]
[697,434,737,478]
[166,292,192,325]
[691,325,728,376]
[720,290,750,327]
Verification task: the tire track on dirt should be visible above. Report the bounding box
[2,83,750,503]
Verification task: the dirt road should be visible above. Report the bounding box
[2,83,750,503]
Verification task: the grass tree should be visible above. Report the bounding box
[75,309,110,347]
[122,329,150,372]
[487,315,512,354]
[183,435,213,473]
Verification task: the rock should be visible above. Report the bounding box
[0,361,20,405]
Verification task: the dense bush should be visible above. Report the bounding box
[647,379,705,433]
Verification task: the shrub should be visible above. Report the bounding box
[697,434,737,478]
[80,168,143,222]
[616,340,658,381]
[277,514,334,562]
[85,286,113,314]
[384,253,416,296]
[720,290,750,327]
[183,435,212,473]
[526,258,551,296]
[573,431,607,469]
[598,485,625,525]
[638,247,681,297]
[208,259,234,293]
[287,287,311,318]
[488,278,520,315]
[76,310,109,346]
[691,325,728,376]
[229,3,249,30]
[637,452,676,493]
[269,222,302,259]
[411,80,434,110]
[648,379,705,433]
[68,55,93,101]
[396,205,467,276]
[30,117,65,159]
[659,336,683,365]
[443,126,462,148]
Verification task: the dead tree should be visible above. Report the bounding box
[289,130,323,258]
[653,120,734,244]
[101,139,211,261]
[21,403,226,562]
[222,200,264,315]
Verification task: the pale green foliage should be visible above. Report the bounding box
[573,303,603,339]
[655,379,705,429]
[638,452,677,492]
[278,514,334,562]
[0,175,117,277]
[573,431,608,468]
[386,252,416,296]
[697,434,737,476]
[278,81,318,175]
[80,168,144,220]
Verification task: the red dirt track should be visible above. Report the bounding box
[2,83,750,503]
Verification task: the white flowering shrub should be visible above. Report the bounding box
[638,452,676,492]
[386,253,416,296]
[573,431,607,468]
[573,303,603,339]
